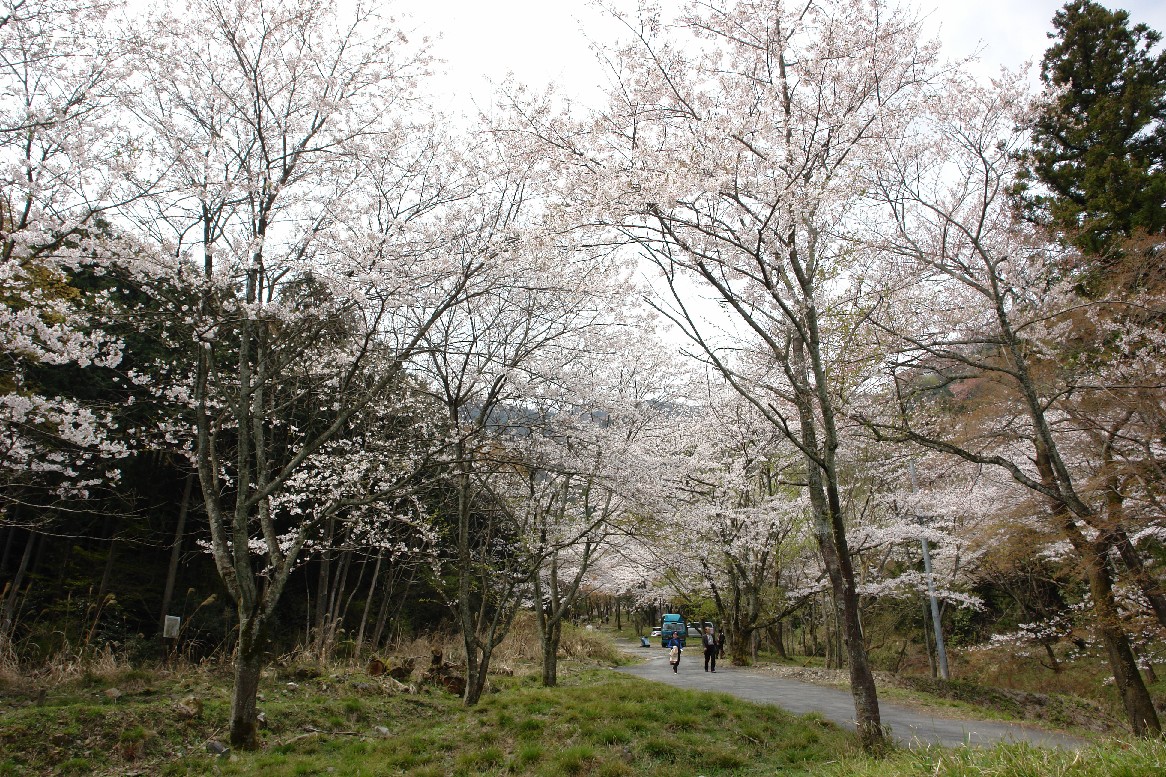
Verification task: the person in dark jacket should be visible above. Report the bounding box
[717,630,726,659]
[702,627,717,672]
[666,632,683,673]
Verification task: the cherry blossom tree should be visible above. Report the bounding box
[0,0,138,518]
[0,0,168,651]
[514,442,620,687]
[118,0,495,747]
[861,68,1162,735]
[668,386,814,666]
[526,0,945,749]
[412,161,642,701]
[521,340,683,686]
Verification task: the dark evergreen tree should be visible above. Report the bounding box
[1018,0,1166,265]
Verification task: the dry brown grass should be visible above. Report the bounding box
[355,613,625,677]
[0,641,141,690]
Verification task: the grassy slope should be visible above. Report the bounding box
[1,640,1164,776]
[0,664,855,776]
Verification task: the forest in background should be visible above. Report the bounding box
[2,0,1164,751]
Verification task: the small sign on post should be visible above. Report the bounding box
[163,615,181,639]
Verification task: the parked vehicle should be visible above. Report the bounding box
[660,613,687,647]
[687,621,715,641]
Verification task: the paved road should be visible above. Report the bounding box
[615,646,1088,749]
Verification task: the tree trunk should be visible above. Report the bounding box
[824,601,836,669]
[540,620,562,687]
[452,449,495,707]
[160,473,194,645]
[229,621,265,750]
[1037,443,1162,736]
[807,601,817,657]
[462,632,495,706]
[923,601,937,678]
[0,531,35,645]
[355,549,383,657]
[1041,641,1062,673]
[792,326,885,750]
[1111,526,1166,632]
[767,623,788,660]
[815,510,884,748]
[462,645,481,705]
[728,628,750,666]
[313,513,337,655]
[322,549,353,658]
[371,562,396,651]
[1082,543,1160,736]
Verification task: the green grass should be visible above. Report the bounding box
[820,739,1166,776]
[0,663,855,776]
[1,659,1164,776]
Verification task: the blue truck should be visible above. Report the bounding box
[660,613,687,647]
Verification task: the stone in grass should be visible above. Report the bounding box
[174,695,203,719]
[103,687,122,700]
[206,740,230,758]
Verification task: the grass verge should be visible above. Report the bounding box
[1,655,1164,776]
[0,662,854,776]
[820,738,1166,777]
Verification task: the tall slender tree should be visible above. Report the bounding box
[525,0,944,750]
[865,68,1162,736]
[0,0,139,518]
[1017,0,1166,269]
[122,0,488,748]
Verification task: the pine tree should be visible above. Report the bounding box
[1018,0,1166,265]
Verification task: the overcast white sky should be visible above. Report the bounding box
[390,0,1166,114]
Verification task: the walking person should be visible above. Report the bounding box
[717,629,726,659]
[667,631,683,673]
[703,626,717,672]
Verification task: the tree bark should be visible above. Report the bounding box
[159,472,194,644]
[355,549,383,657]
[229,616,266,750]
[1104,484,1166,631]
[767,622,788,660]
[313,513,337,656]
[1080,533,1160,736]
[540,620,562,688]
[0,531,34,645]
[728,628,750,666]
[1035,446,1161,736]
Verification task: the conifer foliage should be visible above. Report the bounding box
[1019,0,1166,261]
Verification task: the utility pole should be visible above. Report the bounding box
[909,461,949,680]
